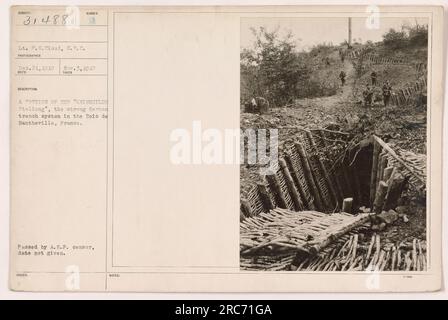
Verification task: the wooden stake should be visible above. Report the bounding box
[295,142,325,211]
[373,135,425,185]
[265,174,288,209]
[376,152,388,192]
[317,130,345,202]
[373,181,388,214]
[279,158,304,211]
[284,153,313,210]
[342,198,353,214]
[370,140,380,206]
[306,131,339,209]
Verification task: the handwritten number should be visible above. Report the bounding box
[23,14,71,26]
[41,15,50,24]
[62,14,69,25]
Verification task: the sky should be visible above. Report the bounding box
[241,17,429,51]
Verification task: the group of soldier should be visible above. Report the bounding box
[245,66,395,115]
[338,70,393,108]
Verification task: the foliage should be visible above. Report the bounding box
[382,24,428,50]
[382,28,408,49]
[308,43,334,57]
[406,24,429,47]
[241,27,337,107]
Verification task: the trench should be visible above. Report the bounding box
[240,130,427,271]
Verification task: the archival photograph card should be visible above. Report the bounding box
[9,5,443,292]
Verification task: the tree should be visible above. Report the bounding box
[241,27,311,106]
[407,24,428,47]
[382,28,407,50]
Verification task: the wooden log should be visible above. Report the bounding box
[257,183,274,212]
[412,239,418,271]
[284,153,313,210]
[265,174,288,209]
[342,198,353,214]
[397,249,402,269]
[369,234,381,268]
[373,181,388,214]
[365,234,375,259]
[304,213,370,255]
[376,152,388,191]
[279,158,304,211]
[373,135,426,186]
[374,152,385,200]
[370,140,381,206]
[295,142,325,211]
[391,246,397,271]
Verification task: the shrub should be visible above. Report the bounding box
[407,25,428,47]
[382,24,428,50]
[382,28,408,49]
[241,27,339,107]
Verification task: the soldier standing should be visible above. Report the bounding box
[370,71,378,86]
[382,81,392,107]
[339,70,346,86]
[362,84,373,107]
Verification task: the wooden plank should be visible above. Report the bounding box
[370,140,380,206]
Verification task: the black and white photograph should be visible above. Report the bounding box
[4,3,445,296]
[240,16,428,272]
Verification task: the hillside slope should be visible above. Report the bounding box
[241,42,427,199]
